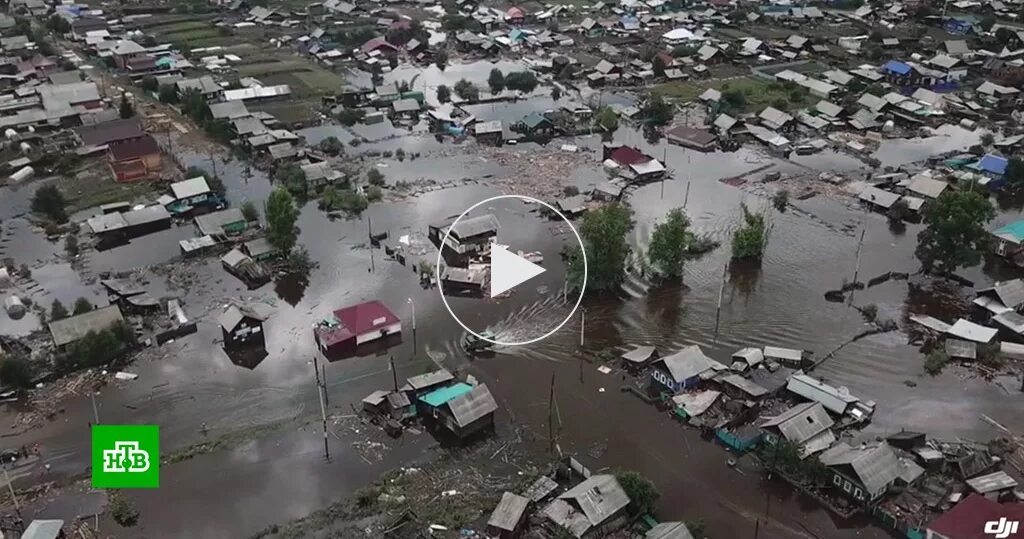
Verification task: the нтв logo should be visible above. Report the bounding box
[91,425,159,488]
[985,518,1021,539]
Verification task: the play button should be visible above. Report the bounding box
[490,245,545,298]
[435,194,587,347]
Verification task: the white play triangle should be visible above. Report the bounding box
[490,245,546,298]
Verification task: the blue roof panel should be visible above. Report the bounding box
[883,60,912,75]
[420,382,473,407]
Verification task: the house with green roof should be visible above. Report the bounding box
[993,220,1024,261]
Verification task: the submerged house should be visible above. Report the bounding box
[759,402,835,458]
[108,135,162,182]
[817,441,912,505]
[992,220,1024,261]
[48,305,124,349]
[487,492,530,538]
[194,208,247,239]
[429,214,499,261]
[166,176,218,215]
[648,345,722,393]
[219,304,268,348]
[314,300,401,356]
[422,382,498,439]
[542,474,630,538]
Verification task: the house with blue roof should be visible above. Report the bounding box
[969,154,1009,189]
[882,60,923,87]
[993,220,1024,261]
[419,382,499,440]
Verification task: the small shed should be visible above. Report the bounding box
[219,304,268,348]
[486,492,530,538]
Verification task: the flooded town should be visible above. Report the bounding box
[1,0,1024,537]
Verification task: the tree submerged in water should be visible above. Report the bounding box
[562,203,634,292]
[647,208,694,279]
[731,203,770,260]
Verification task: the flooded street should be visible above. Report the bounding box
[0,116,1012,537]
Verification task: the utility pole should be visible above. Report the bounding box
[714,262,727,342]
[90,392,99,425]
[208,151,218,179]
[390,355,399,392]
[407,297,416,356]
[313,356,329,460]
[2,457,22,527]
[683,180,691,208]
[368,215,375,273]
[849,228,866,306]
[547,373,556,453]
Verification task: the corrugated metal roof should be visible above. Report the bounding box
[646,522,695,539]
[487,492,529,532]
[449,214,499,240]
[656,345,714,383]
[967,470,1018,494]
[558,474,629,527]
[446,383,498,428]
[819,442,902,497]
[49,305,124,346]
[786,373,858,415]
[22,519,64,539]
[761,402,834,444]
[404,368,454,390]
[622,345,656,363]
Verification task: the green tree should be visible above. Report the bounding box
[551,86,562,100]
[434,49,448,69]
[436,84,451,103]
[119,94,134,119]
[31,185,68,223]
[288,245,314,273]
[721,89,747,113]
[367,168,386,186]
[731,203,769,259]
[274,164,307,195]
[647,209,693,279]
[596,106,618,132]
[241,201,260,223]
[64,234,79,256]
[924,349,950,375]
[335,108,366,126]
[454,79,479,101]
[887,198,910,223]
[0,356,34,390]
[915,190,995,274]
[73,297,94,315]
[980,132,995,147]
[158,84,178,104]
[366,185,383,202]
[652,55,667,78]
[47,14,71,33]
[50,299,69,321]
[141,76,158,93]
[266,188,299,255]
[1006,157,1024,189]
[642,94,673,126]
[563,203,633,291]
[613,470,660,517]
[318,136,344,156]
[488,68,505,93]
[504,72,538,93]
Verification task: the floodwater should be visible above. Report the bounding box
[0,112,1009,538]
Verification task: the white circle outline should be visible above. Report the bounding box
[435,194,588,347]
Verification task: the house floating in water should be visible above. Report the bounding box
[314,300,401,357]
[219,303,270,349]
[429,213,500,263]
[419,382,498,440]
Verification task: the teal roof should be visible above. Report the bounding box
[420,382,472,407]
[995,220,1024,242]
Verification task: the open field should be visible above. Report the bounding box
[237,60,346,97]
[249,99,323,124]
[149,21,211,34]
[653,76,816,111]
[163,29,222,43]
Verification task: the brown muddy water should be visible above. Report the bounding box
[0,120,1013,538]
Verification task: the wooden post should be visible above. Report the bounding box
[714,263,727,341]
[548,372,556,453]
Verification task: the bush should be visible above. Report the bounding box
[50,300,69,321]
[772,190,789,212]
[0,356,34,389]
[861,303,878,323]
[367,169,386,186]
[436,84,451,103]
[241,201,260,223]
[141,77,158,93]
[73,297,94,315]
[454,79,479,101]
[109,491,140,527]
[336,108,366,126]
[64,234,79,256]
[563,185,579,196]
[924,349,949,376]
[318,136,344,156]
[366,185,383,202]
[613,470,659,517]
[319,187,368,215]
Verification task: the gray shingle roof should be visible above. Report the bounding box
[447,383,498,428]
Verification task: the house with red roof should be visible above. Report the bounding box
[602,144,667,182]
[108,134,162,182]
[314,300,402,356]
[927,494,1024,539]
[505,6,525,24]
[360,37,399,60]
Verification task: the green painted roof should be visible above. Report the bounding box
[995,220,1024,242]
[419,382,472,407]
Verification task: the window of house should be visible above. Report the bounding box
[843,481,852,493]
[832,475,842,487]
[854,488,863,500]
